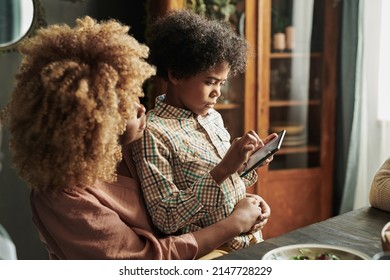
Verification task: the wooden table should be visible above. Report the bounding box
[217,206,390,260]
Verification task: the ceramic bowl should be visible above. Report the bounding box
[381,221,390,252]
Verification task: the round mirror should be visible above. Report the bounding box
[0,0,40,51]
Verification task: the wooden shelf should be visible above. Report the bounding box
[215,103,242,110]
[270,99,321,107]
[278,145,320,155]
[270,52,322,59]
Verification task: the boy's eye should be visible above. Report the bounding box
[206,80,226,86]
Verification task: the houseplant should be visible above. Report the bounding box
[186,0,240,22]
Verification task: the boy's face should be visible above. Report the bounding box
[119,101,147,145]
[169,62,230,116]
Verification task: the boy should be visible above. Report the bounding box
[132,10,274,251]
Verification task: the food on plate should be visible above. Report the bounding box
[290,248,340,260]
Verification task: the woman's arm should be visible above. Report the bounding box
[31,186,199,260]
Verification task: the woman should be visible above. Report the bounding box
[2,16,266,259]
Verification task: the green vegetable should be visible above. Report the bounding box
[290,249,341,260]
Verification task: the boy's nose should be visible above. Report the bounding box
[211,87,222,98]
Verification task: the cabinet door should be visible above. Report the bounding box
[268,0,326,170]
[257,0,339,238]
[215,0,256,140]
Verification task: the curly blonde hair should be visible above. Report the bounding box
[4,16,155,192]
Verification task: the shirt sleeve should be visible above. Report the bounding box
[30,189,198,260]
[132,128,226,234]
[241,170,258,187]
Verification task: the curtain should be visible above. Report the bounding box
[0,0,22,46]
[333,0,360,214]
[336,0,390,213]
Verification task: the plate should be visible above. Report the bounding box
[283,138,307,147]
[282,133,307,147]
[262,244,370,260]
[284,133,307,141]
[270,122,305,135]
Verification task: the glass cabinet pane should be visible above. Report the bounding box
[269,0,324,170]
[215,0,246,140]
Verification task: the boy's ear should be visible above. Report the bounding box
[167,70,180,85]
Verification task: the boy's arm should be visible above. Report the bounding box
[241,170,258,187]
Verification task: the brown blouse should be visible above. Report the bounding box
[30,148,198,259]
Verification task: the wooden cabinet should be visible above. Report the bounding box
[148,0,340,239]
[217,0,339,238]
[249,0,339,238]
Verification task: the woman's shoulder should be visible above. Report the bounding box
[30,177,141,209]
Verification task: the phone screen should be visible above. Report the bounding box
[240,130,286,177]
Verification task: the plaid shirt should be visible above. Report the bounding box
[132,95,259,250]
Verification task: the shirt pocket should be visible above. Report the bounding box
[175,142,211,185]
[176,144,201,162]
[216,128,231,141]
[215,128,231,154]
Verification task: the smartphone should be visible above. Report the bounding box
[240,130,286,177]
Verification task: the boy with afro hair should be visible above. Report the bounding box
[132,10,275,253]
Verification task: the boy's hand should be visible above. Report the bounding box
[230,196,263,234]
[237,132,279,174]
[223,130,262,174]
[210,131,278,184]
[252,133,278,168]
[245,193,271,232]
[210,130,259,184]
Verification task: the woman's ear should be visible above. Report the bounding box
[167,70,180,85]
